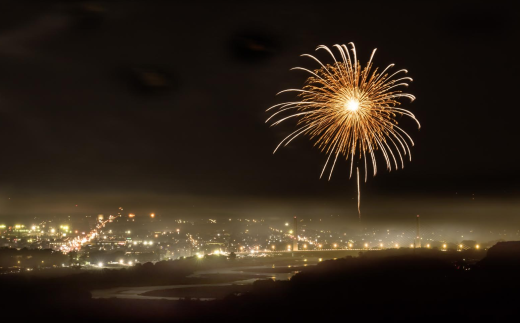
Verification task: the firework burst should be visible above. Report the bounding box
[267,42,420,181]
[267,43,420,218]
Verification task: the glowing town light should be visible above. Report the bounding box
[475,244,480,249]
[271,245,275,250]
[442,244,447,249]
[150,213,155,218]
[119,260,124,264]
[133,241,137,245]
[98,262,103,267]
[318,258,323,262]
[285,223,289,226]
[197,253,204,259]
[395,244,399,248]
[143,241,148,245]
[333,243,337,248]
[129,213,135,218]
[426,244,430,248]
[214,250,220,255]
[287,245,291,251]
[349,243,353,248]
[364,243,368,248]
[380,243,383,248]
[50,228,56,233]
[128,261,133,265]
[410,244,414,248]
[303,244,307,249]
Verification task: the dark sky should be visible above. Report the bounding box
[0,1,518,224]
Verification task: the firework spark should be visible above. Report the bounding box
[267,43,419,217]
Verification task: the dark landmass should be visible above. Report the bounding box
[1,243,519,322]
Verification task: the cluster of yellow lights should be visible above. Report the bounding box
[267,42,420,181]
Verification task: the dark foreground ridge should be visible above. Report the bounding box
[1,242,519,322]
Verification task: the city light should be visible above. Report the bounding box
[333,243,337,248]
[129,213,135,218]
[443,244,447,249]
[98,262,103,267]
[426,244,430,248]
[476,244,480,249]
[303,244,307,249]
[364,243,368,248]
[150,213,155,218]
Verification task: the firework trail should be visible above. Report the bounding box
[267,42,419,218]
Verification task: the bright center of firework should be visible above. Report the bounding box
[345,99,360,112]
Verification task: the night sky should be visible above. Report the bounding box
[0,1,518,225]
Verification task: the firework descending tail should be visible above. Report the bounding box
[357,167,361,220]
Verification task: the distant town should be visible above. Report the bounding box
[1,209,518,273]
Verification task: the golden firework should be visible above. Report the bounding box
[267,42,420,181]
